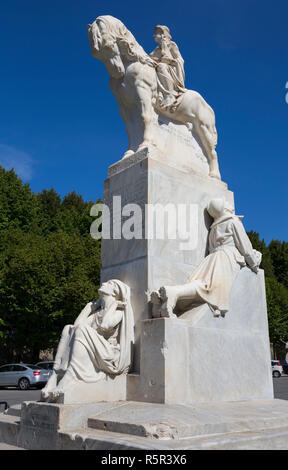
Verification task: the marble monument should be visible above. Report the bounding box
[86,15,273,404]
[3,16,287,451]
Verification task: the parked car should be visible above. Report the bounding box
[279,360,288,375]
[271,360,283,378]
[0,363,50,390]
[35,361,54,377]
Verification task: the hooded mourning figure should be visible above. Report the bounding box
[152,197,262,318]
[41,279,134,401]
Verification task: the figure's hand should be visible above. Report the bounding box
[160,56,177,65]
[160,56,170,64]
[117,300,127,309]
[148,56,159,67]
[91,299,101,312]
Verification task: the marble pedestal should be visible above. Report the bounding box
[100,148,233,375]
[48,375,127,405]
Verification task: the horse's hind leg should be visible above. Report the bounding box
[194,121,221,179]
[200,124,221,179]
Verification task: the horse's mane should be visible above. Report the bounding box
[96,15,154,66]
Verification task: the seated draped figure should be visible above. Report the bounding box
[151,198,262,319]
[41,279,134,402]
[150,24,186,112]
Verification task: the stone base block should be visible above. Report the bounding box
[49,374,127,405]
[136,267,273,404]
[17,400,128,450]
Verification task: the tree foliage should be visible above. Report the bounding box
[0,167,101,363]
[247,231,288,346]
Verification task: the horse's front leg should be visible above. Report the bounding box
[118,103,136,159]
[135,85,157,151]
[110,77,136,159]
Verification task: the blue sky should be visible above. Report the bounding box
[1,0,287,243]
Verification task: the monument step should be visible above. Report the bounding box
[87,399,288,440]
[59,424,288,450]
[2,399,288,449]
[4,404,21,417]
[0,413,20,448]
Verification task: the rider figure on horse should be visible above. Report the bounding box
[150,25,186,112]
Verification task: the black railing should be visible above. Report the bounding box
[0,401,9,411]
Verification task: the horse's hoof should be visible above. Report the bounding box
[209,172,221,180]
[122,150,135,159]
[137,142,150,152]
[137,141,158,152]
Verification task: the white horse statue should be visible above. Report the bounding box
[87,15,221,179]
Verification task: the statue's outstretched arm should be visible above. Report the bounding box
[231,218,262,272]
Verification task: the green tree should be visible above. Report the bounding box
[269,240,288,289]
[265,277,288,344]
[37,188,61,235]
[247,231,275,278]
[0,167,40,234]
[0,167,101,363]
[247,231,288,346]
[0,229,101,363]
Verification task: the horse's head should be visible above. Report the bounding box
[88,16,153,79]
[87,16,127,79]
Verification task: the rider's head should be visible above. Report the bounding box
[154,25,172,43]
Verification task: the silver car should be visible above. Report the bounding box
[0,363,50,390]
[35,361,54,376]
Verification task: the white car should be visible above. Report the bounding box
[271,360,283,378]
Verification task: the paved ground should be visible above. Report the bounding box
[272,375,288,400]
[0,388,41,411]
[0,377,287,449]
[0,377,287,409]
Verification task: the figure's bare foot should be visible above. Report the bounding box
[150,291,162,318]
[50,369,75,399]
[41,371,58,401]
[160,300,177,318]
[213,309,221,317]
[159,286,178,318]
[41,389,52,401]
[51,388,64,400]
